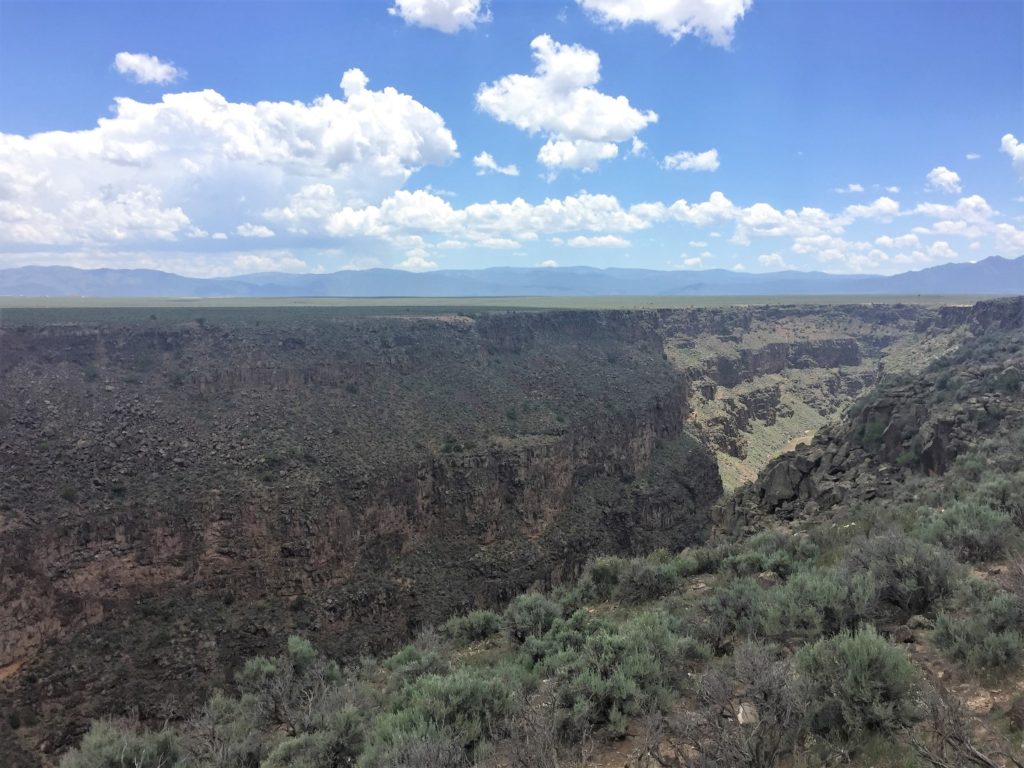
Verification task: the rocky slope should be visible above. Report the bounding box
[719,296,1024,534]
[0,301,968,764]
[661,304,967,489]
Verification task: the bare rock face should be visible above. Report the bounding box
[0,308,719,762]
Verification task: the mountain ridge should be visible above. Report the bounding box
[0,255,1022,297]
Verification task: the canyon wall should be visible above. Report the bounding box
[0,309,719,761]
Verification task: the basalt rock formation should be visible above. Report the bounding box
[0,308,719,763]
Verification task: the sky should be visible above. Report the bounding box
[0,0,1022,277]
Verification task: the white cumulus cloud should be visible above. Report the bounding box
[1002,134,1024,178]
[473,151,519,176]
[232,253,308,272]
[912,195,995,231]
[388,0,489,32]
[664,148,719,172]
[0,72,457,247]
[476,35,656,172]
[397,248,438,270]
[925,166,962,194]
[236,223,275,238]
[928,240,957,260]
[537,139,619,171]
[841,196,900,222]
[995,222,1024,251]
[758,252,790,269]
[875,233,920,249]
[568,234,631,247]
[114,52,183,84]
[577,0,752,46]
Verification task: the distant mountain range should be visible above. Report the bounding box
[1,255,1023,298]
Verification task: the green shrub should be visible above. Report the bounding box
[920,501,1015,562]
[406,669,517,745]
[234,636,347,737]
[613,559,679,603]
[383,644,449,686]
[364,668,518,764]
[503,593,560,644]
[860,416,887,450]
[844,532,958,617]
[973,472,1024,528]
[521,609,600,668]
[262,708,362,767]
[621,608,711,676]
[935,586,1024,671]
[442,610,501,643]
[766,568,876,641]
[550,610,703,739]
[797,626,918,742]
[582,556,626,600]
[548,577,595,613]
[262,734,335,768]
[60,721,183,768]
[720,531,818,579]
[183,691,268,768]
[670,550,702,577]
[365,728,467,768]
[581,551,699,605]
[697,577,767,650]
[683,543,734,575]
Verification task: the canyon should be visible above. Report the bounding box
[0,301,973,764]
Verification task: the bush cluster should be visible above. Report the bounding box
[920,501,1015,562]
[797,626,919,742]
[935,582,1024,671]
[442,610,501,643]
[844,531,957,617]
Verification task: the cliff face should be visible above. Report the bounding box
[0,309,720,761]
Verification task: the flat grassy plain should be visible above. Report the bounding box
[0,293,991,325]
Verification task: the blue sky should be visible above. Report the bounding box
[0,0,1022,276]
